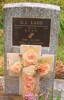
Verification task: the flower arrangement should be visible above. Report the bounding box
[7,45,54,100]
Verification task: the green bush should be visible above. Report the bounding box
[59,18,64,45]
[0,29,4,56]
[0,6,3,29]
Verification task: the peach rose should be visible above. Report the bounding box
[22,74,37,95]
[9,61,22,73]
[37,63,50,77]
[22,51,38,66]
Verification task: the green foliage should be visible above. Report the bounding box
[0,13,3,29]
[56,96,60,100]
[57,18,64,61]
[0,31,4,56]
[0,67,4,76]
[39,95,45,100]
[59,18,64,45]
[57,45,64,61]
[2,0,64,6]
[49,96,53,100]
[0,2,3,29]
[39,95,60,100]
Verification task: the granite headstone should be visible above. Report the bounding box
[4,3,60,99]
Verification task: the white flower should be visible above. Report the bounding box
[23,65,36,76]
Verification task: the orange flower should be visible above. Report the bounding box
[22,73,37,95]
[9,62,22,73]
[37,63,50,77]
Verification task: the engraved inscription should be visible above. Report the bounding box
[12,18,51,46]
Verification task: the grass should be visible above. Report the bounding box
[39,96,60,100]
[0,30,4,56]
[56,96,60,100]
[57,45,64,61]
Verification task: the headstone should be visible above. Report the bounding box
[61,91,64,100]
[0,77,4,93]
[4,3,60,99]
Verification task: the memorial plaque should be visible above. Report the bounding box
[12,18,51,47]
